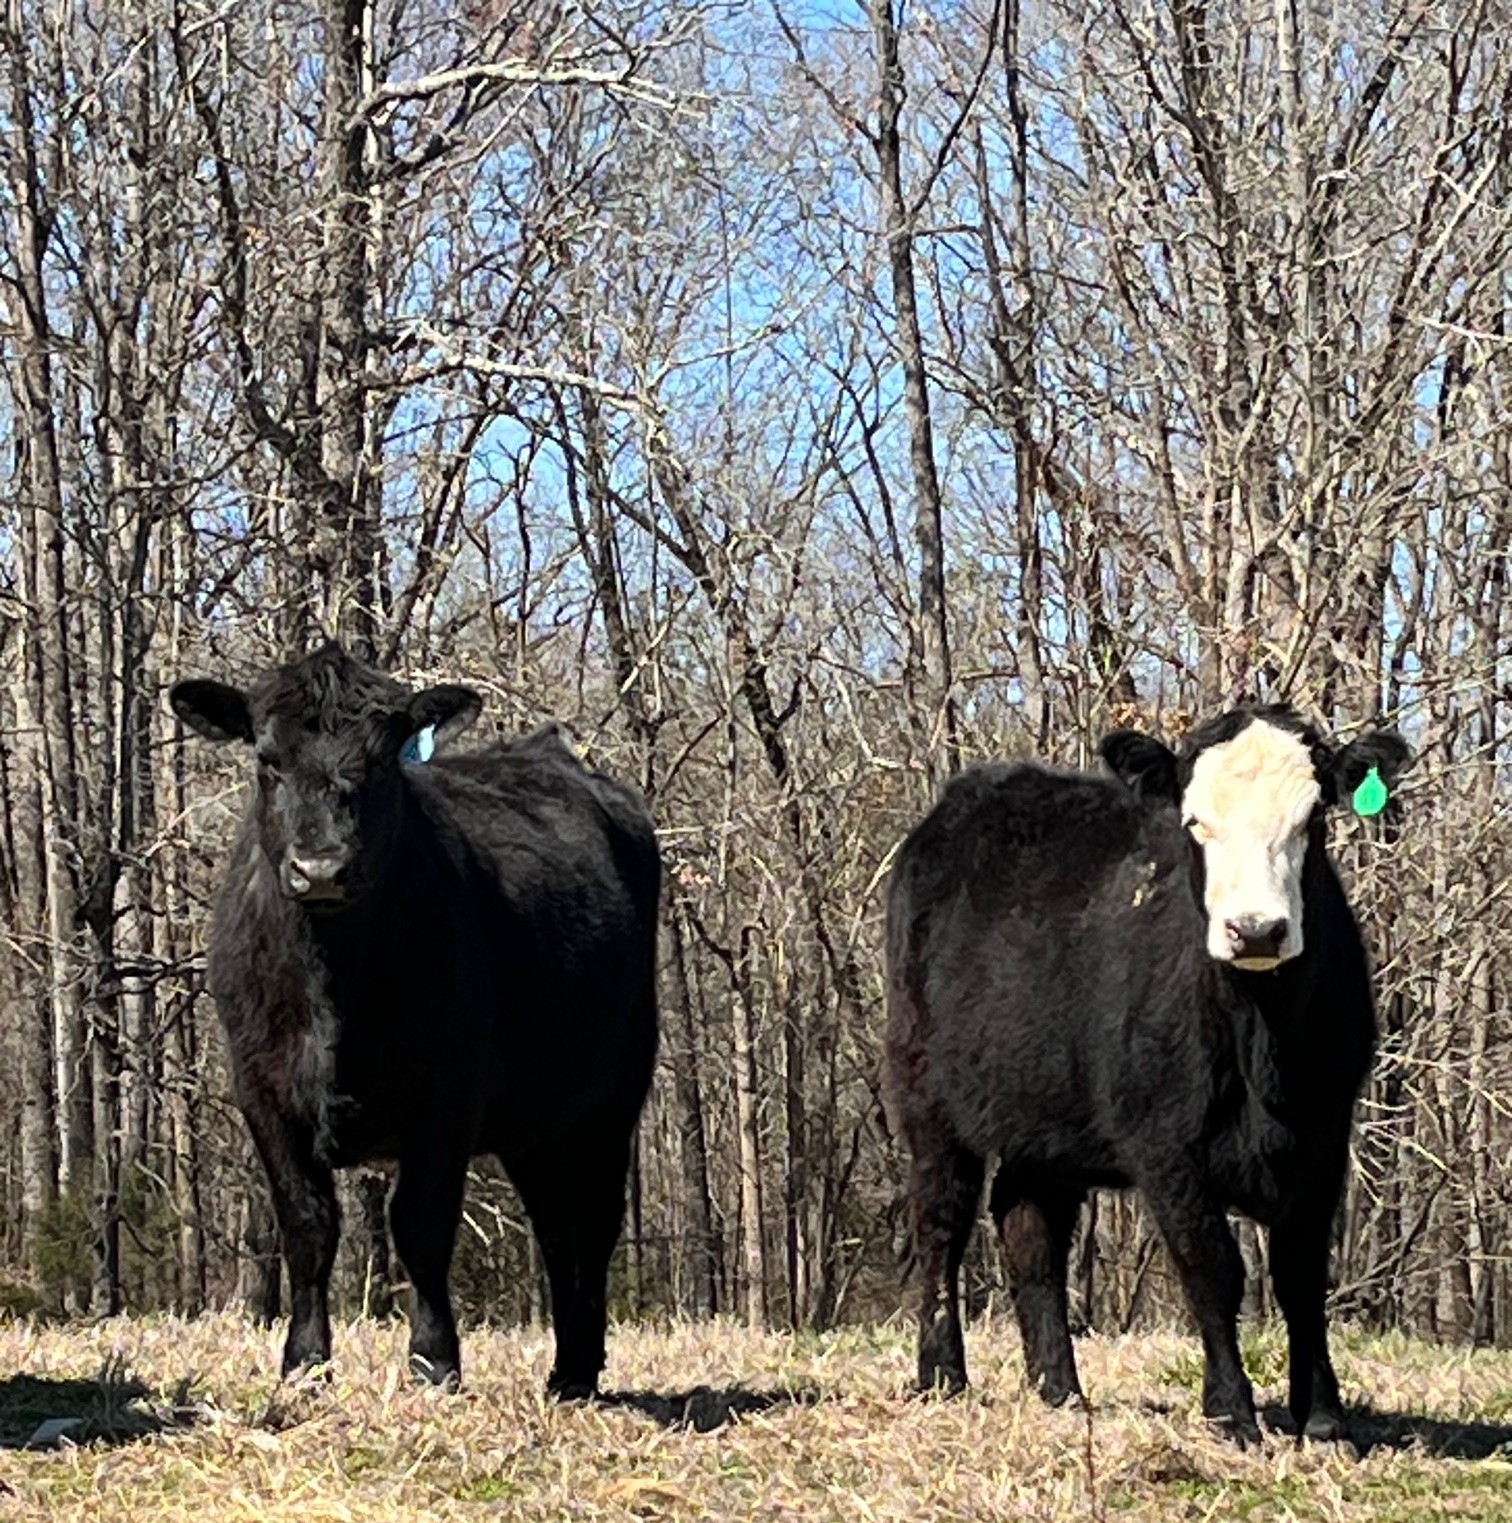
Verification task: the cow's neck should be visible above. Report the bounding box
[301,899,380,964]
[1213,847,1335,1085]
[1220,953,1318,1029]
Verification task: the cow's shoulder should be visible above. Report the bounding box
[407,728,654,902]
[902,760,1159,908]
[425,728,645,827]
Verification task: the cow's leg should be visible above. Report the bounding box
[991,1169,1084,1406]
[907,1116,985,1395]
[1270,1187,1346,1440]
[555,1130,633,1400]
[1143,1182,1259,1445]
[390,1154,467,1387]
[242,1101,339,1377]
[511,1137,628,1402]
[509,1155,578,1397]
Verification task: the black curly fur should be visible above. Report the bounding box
[883,705,1410,1442]
[175,642,661,1396]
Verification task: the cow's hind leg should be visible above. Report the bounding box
[1142,1180,1259,1446]
[390,1154,467,1387]
[906,1116,985,1395]
[243,1101,340,1377]
[512,1130,632,1402]
[558,1131,633,1400]
[991,1169,1084,1406]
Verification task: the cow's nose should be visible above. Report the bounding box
[286,852,350,901]
[1225,916,1288,962]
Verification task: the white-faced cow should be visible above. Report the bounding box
[883,705,1409,1445]
[172,642,659,1397]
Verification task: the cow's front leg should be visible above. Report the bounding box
[1144,1179,1259,1446]
[391,1154,467,1387]
[1270,1170,1348,1440]
[243,1100,340,1376]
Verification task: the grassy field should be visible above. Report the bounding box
[0,1313,1510,1520]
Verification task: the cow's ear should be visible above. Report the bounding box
[406,684,482,752]
[171,680,253,744]
[1100,729,1179,805]
[1330,728,1412,811]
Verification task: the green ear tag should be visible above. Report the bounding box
[1352,764,1389,817]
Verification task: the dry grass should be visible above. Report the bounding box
[0,1313,1509,1520]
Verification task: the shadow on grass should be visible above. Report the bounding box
[1260,1402,1512,1460]
[0,1363,194,1450]
[595,1385,820,1433]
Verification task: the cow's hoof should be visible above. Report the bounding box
[1209,1413,1262,1449]
[1302,1409,1344,1442]
[1039,1383,1086,1411]
[546,1374,598,1404]
[914,1370,968,1399]
[409,1353,461,1390]
[281,1356,334,1383]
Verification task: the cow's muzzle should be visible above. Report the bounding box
[1223,915,1289,970]
[284,851,351,904]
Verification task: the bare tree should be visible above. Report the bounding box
[0,0,1508,1346]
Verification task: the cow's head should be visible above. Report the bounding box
[171,642,481,908]
[1100,706,1410,970]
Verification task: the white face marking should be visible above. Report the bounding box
[1180,720,1320,968]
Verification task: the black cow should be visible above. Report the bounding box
[883,705,1409,1444]
[172,642,659,1396]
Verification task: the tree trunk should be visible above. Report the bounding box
[356,1171,393,1318]
[316,0,381,653]
[4,5,93,1280]
[731,930,766,1330]
[871,0,958,783]
[667,914,719,1317]
[7,677,58,1278]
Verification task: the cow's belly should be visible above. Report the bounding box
[927,1024,1305,1218]
[324,1019,493,1162]
[323,1124,399,1172]
[936,1046,1122,1181]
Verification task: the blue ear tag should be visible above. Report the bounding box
[402,725,436,765]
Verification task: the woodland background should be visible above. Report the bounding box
[0,0,1509,1348]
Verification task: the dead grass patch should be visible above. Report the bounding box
[0,1313,1508,1520]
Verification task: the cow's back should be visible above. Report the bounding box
[885,761,1195,1173]
[395,727,659,1147]
[417,726,658,946]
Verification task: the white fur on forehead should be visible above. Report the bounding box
[1183,719,1320,836]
